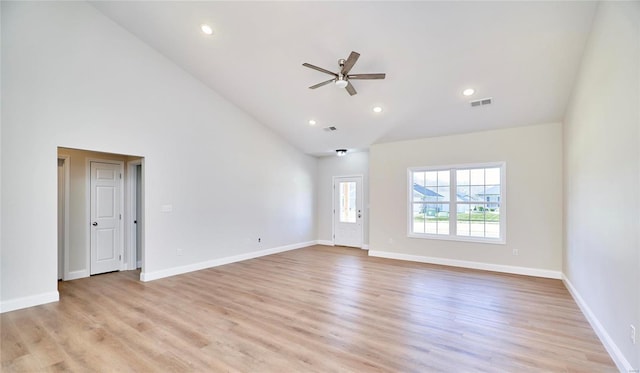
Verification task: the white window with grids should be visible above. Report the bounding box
[408,162,505,244]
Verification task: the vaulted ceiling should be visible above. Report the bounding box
[91,1,597,156]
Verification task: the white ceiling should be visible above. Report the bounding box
[91,1,597,156]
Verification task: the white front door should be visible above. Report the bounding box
[90,162,122,275]
[333,176,363,248]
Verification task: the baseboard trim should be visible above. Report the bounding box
[367,250,562,279]
[315,241,370,250]
[65,269,89,281]
[140,241,316,282]
[0,291,60,314]
[562,274,633,372]
[315,240,334,246]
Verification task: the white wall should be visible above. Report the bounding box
[1,2,317,312]
[316,152,369,246]
[563,2,640,370]
[369,123,563,277]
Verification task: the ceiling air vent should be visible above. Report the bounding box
[470,97,493,107]
[323,126,338,132]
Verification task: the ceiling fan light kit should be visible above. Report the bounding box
[335,78,348,88]
[303,51,386,96]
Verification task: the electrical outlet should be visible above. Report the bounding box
[631,324,636,344]
[177,248,183,256]
[512,249,519,256]
[258,238,261,243]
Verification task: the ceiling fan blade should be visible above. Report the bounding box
[345,81,357,96]
[341,51,360,75]
[309,79,335,89]
[347,73,386,80]
[302,63,337,77]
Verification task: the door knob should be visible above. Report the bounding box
[92,222,98,226]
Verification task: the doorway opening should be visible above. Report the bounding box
[57,147,144,280]
[128,160,143,269]
[58,156,69,280]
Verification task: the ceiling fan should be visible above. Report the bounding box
[302,51,386,96]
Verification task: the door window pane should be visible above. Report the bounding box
[339,182,356,223]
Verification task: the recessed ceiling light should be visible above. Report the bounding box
[336,149,348,157]
[372,106,383,113]
[462,88,475,96]
[308,120,317,126]
[200,24,213,35]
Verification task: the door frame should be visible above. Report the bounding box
[126,159,143,271]
[86,158,125,273]
[332,174,364,248]
[58,155,71,280]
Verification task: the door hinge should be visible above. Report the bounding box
[119,254,121,261]
[120,173,122,179]
[119,214,122,220]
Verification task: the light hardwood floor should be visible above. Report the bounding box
[2,245,616,372]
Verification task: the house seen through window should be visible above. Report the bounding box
[409,163,505,243]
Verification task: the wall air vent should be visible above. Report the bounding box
[323,126,337,132]
[470,97,493,107]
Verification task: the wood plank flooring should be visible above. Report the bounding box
[1,245,616,372]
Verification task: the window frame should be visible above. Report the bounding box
[407,162,506,244]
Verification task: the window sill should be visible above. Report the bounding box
[407,232,506,245]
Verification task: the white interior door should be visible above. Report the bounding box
[334,176,363,248]
[90,162,122,275]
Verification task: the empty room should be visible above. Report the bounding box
[1,1,638,372]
